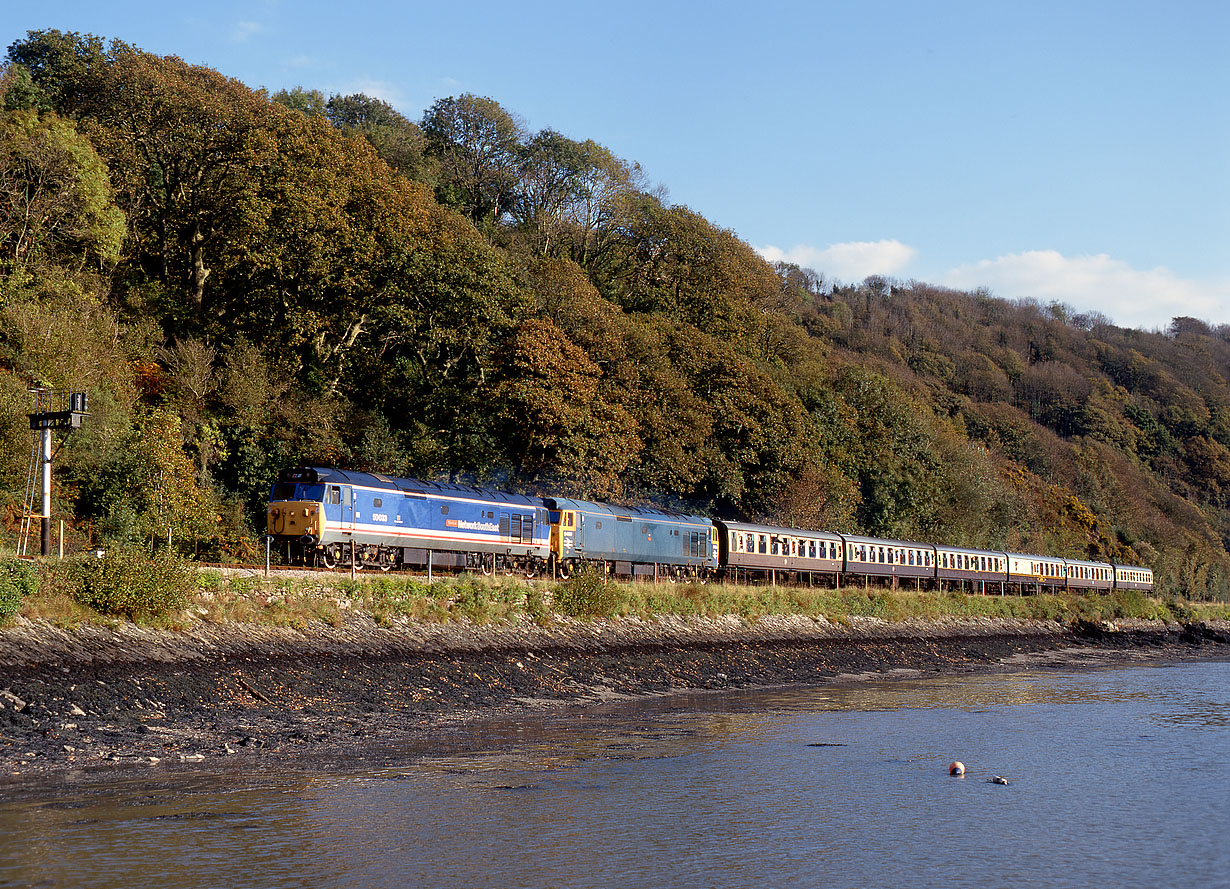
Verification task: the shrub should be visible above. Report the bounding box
[554,563,621,619]
[0,558,39,621]
[524,584,550,626]
[72,548,195,621]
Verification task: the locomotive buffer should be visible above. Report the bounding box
[24,389,89,557]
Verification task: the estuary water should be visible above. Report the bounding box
[1,660,1227,889]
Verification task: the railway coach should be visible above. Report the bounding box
[934,546,1007,593]
[841,534,935,589]
[717,520,844,584]
[1113,564,1154,591]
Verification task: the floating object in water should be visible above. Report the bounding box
[990,775,1009,785]
[949,761,965,776]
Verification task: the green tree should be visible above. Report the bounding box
[422,93,523,226]
[0,105,125,279]
[272,85,326,117]
[325,92,432,182]
[5,30,107,113]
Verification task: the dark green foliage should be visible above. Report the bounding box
[0,558,38,620]
[70,548,194,621]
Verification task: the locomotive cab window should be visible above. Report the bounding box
[327,487,341,505]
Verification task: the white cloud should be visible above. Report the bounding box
[755,239,918,282]
[941,251,1229,331]
[232,21,263,42]
[335,78,407,108]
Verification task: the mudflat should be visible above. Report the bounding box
[0,616,1226,782]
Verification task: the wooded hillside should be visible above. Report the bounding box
[3,30,1228,598]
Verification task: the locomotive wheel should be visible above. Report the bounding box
[321,546,339,569]
[502,557,515,577]
[479,553,494,576]
[556,559,571,580]
[525,559,540,578]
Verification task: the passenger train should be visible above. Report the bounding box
[267,467,1155,593]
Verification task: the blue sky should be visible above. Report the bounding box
[11,1,1229,329]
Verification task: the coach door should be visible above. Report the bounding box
[341,485,355,531]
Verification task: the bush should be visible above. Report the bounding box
[554,563,621,619]
[0,558,39,621]
[524,584,549,626]
[72,548,195,621]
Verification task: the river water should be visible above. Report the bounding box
[1,660,1227,889]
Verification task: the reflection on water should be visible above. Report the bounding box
[1,661,1227,889]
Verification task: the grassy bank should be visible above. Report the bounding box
[3,554,1228,632]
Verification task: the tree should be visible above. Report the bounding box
[512,130,640,265]
[493,318,640,495]
[5,30,107,114]
[272,86,326,118]
[0,104,125,277]
[74,44,272,321]
[422,93,523,226]
[325,92,432,183]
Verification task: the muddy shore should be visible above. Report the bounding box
[1,615,1227,782]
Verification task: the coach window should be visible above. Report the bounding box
[809,541,816,559]
[759,535,768,554]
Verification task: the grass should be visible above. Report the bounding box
[6,561,1230,631]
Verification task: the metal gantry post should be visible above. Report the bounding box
[41,426,52,557]
[26,389,89,558]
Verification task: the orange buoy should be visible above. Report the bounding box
[949,761,965,776]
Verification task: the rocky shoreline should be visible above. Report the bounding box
[1,615,1227,782]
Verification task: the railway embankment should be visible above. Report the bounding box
[0,611,1227,780]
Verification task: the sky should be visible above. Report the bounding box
[9,1,1229,330]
